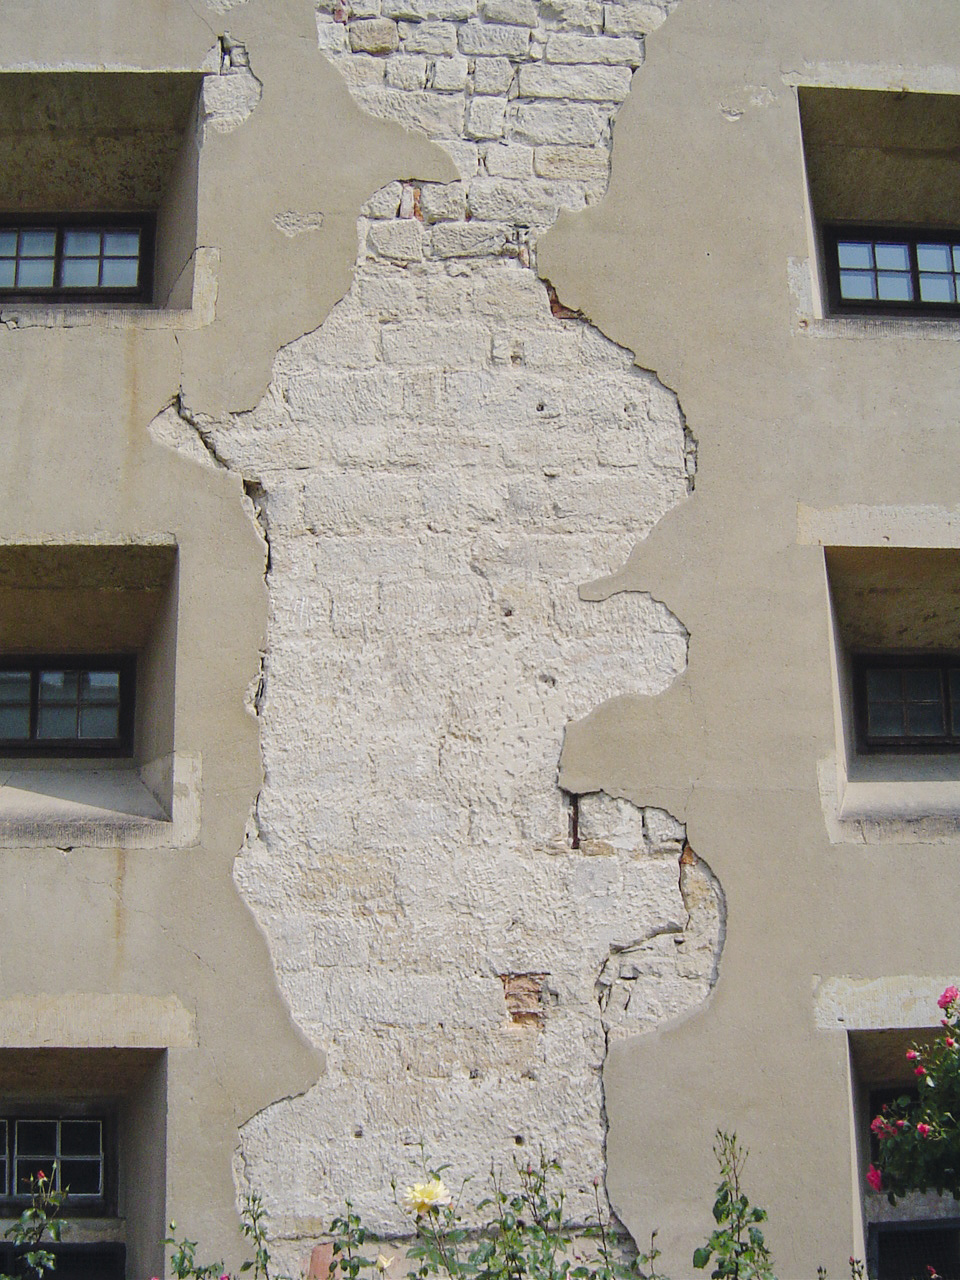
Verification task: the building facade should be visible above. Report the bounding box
[0,1,958,1277]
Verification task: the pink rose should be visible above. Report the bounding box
[938,986,959,1010]
[867,1164,883,1192]
[907,1050,919,1060]
[918,1123,931,1136]
[916,1065,926,1075]
[897,1120,908,1129]
[947,1038,956,1049]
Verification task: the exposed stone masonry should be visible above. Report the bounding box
[157,0,722,1256]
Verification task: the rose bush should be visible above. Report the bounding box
[869,986,960,1201]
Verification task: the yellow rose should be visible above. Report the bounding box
[402,1178,452,1214]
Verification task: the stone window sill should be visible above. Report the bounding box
[0,753,200,849]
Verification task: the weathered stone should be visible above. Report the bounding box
[354,85,466,135]
[348,17,400,52]
[465,94,508,139]
[533,143,609,179]
[398,19,459,52]
[518,61,632,99]
[457,21,531,56]
[366,218,425,261]
[544,31,642,62]
[473,55,516,94]
[511,100,607,144]
[430,52,469,89]
[419,181,468,221]
[384,0,476,19]
[385,52,428,87]
[479,0,538,23]
[603,0,667,33]
[484,140,535,177]
[429,219,509,256]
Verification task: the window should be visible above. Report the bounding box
[0,1113,112,1211]
[821,546,960,828]
[868,1222,960,1280]
[799,88,960,320]
[824,225,960,315]
[0,219,153,302]
[0,72,202,310]
[0,656,135,756]
[854,655,960,752]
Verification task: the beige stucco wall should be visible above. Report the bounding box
[3,0,960,1277]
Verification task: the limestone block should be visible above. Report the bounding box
[533,143,609,180]
[385,0,477,20]
[517,62,633,100]
[431,52,470,90]
[467,176,562,223]
[544,31,642,63]
[350,0,383,16]
[419,181,468,221]
[366,218,425,262]
[362,180,403,218]
[602,0,669,33]
[545,0,603,28]
[316,20,349,51]
[458,21,531,56]
[480,0,538,24]
[465,95,508,139]
[473,55,515,94]
[484,141,534,176]
[348,17,401,52]
[511,100,607,144]
[385,52,429,87]
[429,220,509,256]
[354,85,466,135]
[336,52,388,87]
[391,19,453,53]
[398,19,459,52]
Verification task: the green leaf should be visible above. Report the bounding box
[693,1247,712,1270]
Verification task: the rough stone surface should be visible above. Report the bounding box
[156,0,719,1258]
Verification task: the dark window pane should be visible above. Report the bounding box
[868,700,905,738]
[0,231,17,255]
[102,230,139,257]
[82,671,119,703]
[15,1121,56,1158]
[875,242,910,271]
[840,269,876,300]
[59,1160,101,1196]
[39,670,78,704]
[903,667,942,700]
[19,230,55,257]
[917,243,952,272]
[79,706,119,739]
[877,272,912,301]
[837,241,873,269]
[62,230,101,257]
[0,707,30,739]
[59,1121,101,1159]
[0,261,14,288]
[60,259,100,288]
[920,273,955,303]
[15,1159,49,1195]
[907,701,946,737]
[0,671,30,703]
[100,258,139,288]
[16,259,54,289]
[866,667,902,700]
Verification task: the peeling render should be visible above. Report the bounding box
[139,0,725,1254]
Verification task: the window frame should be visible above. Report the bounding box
[0,654,136,758]
[852,652,960,754]
[822,222,960,318]
[0,213,155,304]
[0,1105,117,1219]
